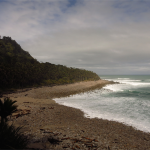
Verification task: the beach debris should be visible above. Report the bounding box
[144,137,149,141]
[62,146,69,148]
[40,129,45,131]
[75,145,80,149]
[12,109,30,118]
[113,139,119,143]
[43,131,53,134]
[49,107,54,109]
[40,107,45,110]
[48,136,61,145]
[54,133,59,136]
[62,137,70,140]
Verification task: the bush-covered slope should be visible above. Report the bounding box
[0,36,100,90]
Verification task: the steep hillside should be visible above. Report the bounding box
[0,36,37,64]
[0,36,100,90]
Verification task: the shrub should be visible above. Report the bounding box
[0,97,17,123]
[0,122,29,149]
[0,97,29,149]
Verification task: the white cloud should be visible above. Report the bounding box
[0,0,150,74]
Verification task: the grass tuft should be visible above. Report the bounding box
[0,122,29,149]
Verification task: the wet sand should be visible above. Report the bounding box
[4,80,150,149]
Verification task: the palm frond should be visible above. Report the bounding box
[0,122,29,149]
[0,97,18,122]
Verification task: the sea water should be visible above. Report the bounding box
[54,75,150,133]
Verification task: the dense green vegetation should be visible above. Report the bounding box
[0,36,100,90]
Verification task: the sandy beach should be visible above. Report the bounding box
[4,80,150,149]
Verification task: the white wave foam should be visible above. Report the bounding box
[127,82,150,86]
[104,81,150,92]
[120,81,150,86]
[84,111,150,133]
[103,84,124,92]
[54,93,150,133]
[119,80,141,82]
[54,76,150,133]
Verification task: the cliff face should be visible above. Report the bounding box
[0,36,100,90]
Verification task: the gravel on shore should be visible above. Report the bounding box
[3,80,150,149]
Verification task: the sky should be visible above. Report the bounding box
[0,0,150,75]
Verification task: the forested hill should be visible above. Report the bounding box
[0,36,100,90]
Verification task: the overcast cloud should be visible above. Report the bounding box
[0,0,150,75]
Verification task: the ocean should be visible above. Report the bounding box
[54,75,150,133]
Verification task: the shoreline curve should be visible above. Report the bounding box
[3,80,150,149]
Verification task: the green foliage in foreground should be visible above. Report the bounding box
[0,36,100,90]
[0,122,29,149]
[0,97,29,149]
[0,97,18,123]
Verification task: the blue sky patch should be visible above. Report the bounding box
[67,0,77,7]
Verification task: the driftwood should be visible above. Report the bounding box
[12,109,31,118]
